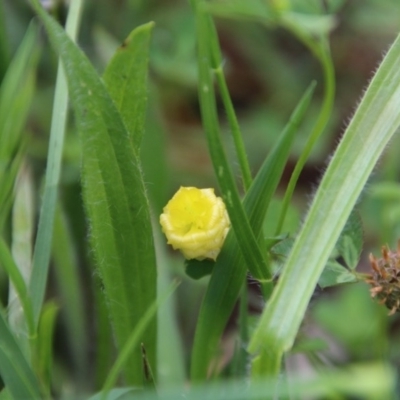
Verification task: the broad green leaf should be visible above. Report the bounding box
[103,23,153,149]
[30,1,157,385]
[249,31,400,375]
[0,388,12,400]
[0,22,39,231]
[190,82,315,381]
[0,312,41,400]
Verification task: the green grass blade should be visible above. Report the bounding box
[9,164,35,347]
[103,22,153,150]
[275,38,335,235]
[0,239,35,339]
[190,82,315,381]
[35,301,58,398]
[0,312,41,400]
[0,0,10,82]
[30,2,158,385]
[29,0,84,328]
[248,32,400,375]
[207,17,252,191]
[0,22,39,231]
[52,205,87,383]
[101,281,180,400]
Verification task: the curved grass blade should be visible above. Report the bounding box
[30,1,157,385]
[0,239,35,339]
[9,163,35,350]
[248,31,400,375]
[52,205,87,384]
[35,301,58,398]
[190,82,315,381]
[0,312,41,400]
[0,22,39,231]
[29,0,84,328]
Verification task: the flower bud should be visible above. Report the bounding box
[160,187,230,261]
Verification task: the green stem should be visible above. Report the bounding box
[208,18,253,191]
[275,36,335,236]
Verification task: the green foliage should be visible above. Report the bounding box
[0,22,39,231]
[0,312,42,400]
[30,0,157,386]
[249,28,400,374]
[0,0,399,398]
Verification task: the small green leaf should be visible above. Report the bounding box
[185,258,215,280]
[318,261,357,289]
[335,211,363,270]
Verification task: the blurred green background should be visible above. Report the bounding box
[1,0,400,393]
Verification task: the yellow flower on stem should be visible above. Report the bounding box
[160,187,230,261]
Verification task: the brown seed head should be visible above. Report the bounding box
[366,241,400,315]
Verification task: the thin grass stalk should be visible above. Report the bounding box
[29,0,84,327]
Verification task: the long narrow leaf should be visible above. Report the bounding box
[0,22,39,231]
[30,1,157,385]
[0,239,35,338]
[249,31,400,374]
[29,0,83,327]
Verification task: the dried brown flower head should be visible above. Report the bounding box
[366,240,400,315]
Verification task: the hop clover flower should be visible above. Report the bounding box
[160,187,230,261]
[366,241,400,315]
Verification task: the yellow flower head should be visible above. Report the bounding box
[160,187,230,261]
